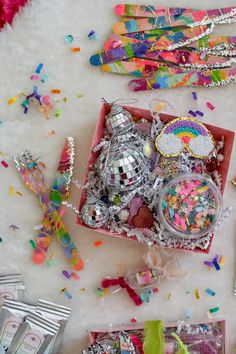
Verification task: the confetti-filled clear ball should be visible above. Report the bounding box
[81,198,109,228]
[118,209,129,222]
[106,104,135,135]
[100,143,147,191]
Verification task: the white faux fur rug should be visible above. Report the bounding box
[0,0,236,352]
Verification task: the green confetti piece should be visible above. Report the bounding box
[209,307,219,313]
[54,108,62,117]
[64,34,74,44]
[29,239,36,249]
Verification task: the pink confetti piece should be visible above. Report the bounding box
[206,102,215,110]
[1,160,8,168]
[71,272,80,280]
[130,318,137,323]
[59,208,66,217]
[31,74,39,80]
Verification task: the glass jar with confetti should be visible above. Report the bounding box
[158,173,222,239]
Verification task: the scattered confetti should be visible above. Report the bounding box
[188,110,197,117]
[209,306,219,313]
[7,96,17,105]
[80,288,86,292]
[195,110,204,117]
[206,101,215,110]
[94,240,103,247]
[206,288,216,297]
[186,307,191,320]
[96,287,108,298]
[47,130,56,137]
[192,92,197,100]
[63,97,67,103]
[71,272,80,280]
[64,290,72,299]
[219,255,225,267]
[1,160,8,168]
[51,89,61,94]
[70,47,80,52]
[54,108,62,118]
[130,318,137,323]
[16,191,23,196]
[38,161,46,169]
[59,208,66,218]
[213,259,220,271]
[62,270,71,279]
[9,185,15,196]
[0,237,3,243]
[194,289,200,300]
[77,94,83,98]
[41,73,48,83]
[64,34,74,43]
[31,74,39,80]
[29,239,36,250]
[88,30,100,40]
[35,63,43,74]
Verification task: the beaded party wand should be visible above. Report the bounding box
[14,143,83,271]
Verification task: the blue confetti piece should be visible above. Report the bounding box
[35,63,43,74]
[188,110,197,117]
[192,92,197,100]
[205,288,216,296]
[196,110,204,117]
[213,260,220,271]
[64,290,72,299]
[186,307,191,319]
[41,73,48,83]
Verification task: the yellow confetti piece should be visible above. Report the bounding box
[16,191,23,197]
[9,185,15,196]
[80,288,86,292]
[219,255,225,267]
[194,288,200,300]
[60,287,67,293]
[7,96,17,105]
[155,102,165,112]
[63,97,67,102]
[77,94,83,98]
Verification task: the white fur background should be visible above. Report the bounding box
[0,0,235,353]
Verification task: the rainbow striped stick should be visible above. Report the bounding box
[113,5,236,32]
[101,58,185,77]
[90,24,213,66]
[128,67,236,91]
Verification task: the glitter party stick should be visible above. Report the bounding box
[14,151,83,271]
[90,24,214,66]
[101,58,186,77]
[112,6,236,33]
[32,138,75,265]
[139,49,235,69]
[128,66,236,91]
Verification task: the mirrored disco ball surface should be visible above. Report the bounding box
[81,199,109,228]
[106,104,135,135]
[100,143,147,191]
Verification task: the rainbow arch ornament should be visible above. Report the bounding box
[155,117,215,159]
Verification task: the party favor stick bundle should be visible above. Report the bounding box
[90,4,236,90]
[14,138,83,271]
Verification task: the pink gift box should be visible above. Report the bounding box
[88,319,226,353]
[77,103,234,253]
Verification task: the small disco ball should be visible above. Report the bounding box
[81,197,109,228]
[106,104,135,136]
[99,142,147,191]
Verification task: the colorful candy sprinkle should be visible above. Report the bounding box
[35,63,43,74]
[51,89,61,94]
[64,34,74,43]
[192,92,197,100]
[29,239,36,250]
[161,176,220,236]
[209,306,219,313]
[1,160,8,168]
[71,272,80,280]
[88,30,100,40]
[206,288,216,297]
[188,110,197,117]
[7,97,17,105]
[62,270,71,279]
[206,102,215,110]
[195,110,204,117]
[194,289,200,300]
[70,47,80,52]
[94,240,103,247]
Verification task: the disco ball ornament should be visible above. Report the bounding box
[81,196,109,228]
[106,103,135,136]
[99,143,147,191]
